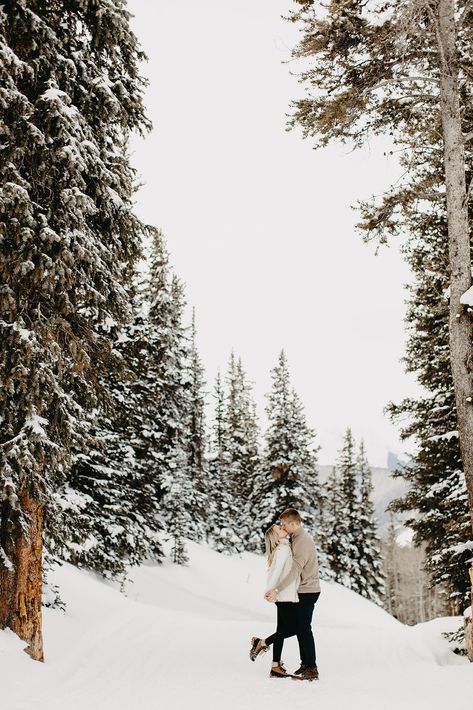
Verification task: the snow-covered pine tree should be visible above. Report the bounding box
[0,0,150,659]
[188,309,206,478]
[331,427,360,589]
[250,350,321,550]
[206,372,242,554]
[354,440,385,605]
[59,229,206,572]
[251,350,295,540]
[386,207,472,614]
[224,353,260,507]
[58,229,170,579]
[309,467,333,582]
[187,309,208,518]
[159,273,205,560]
[323,466,344,581]
[165,439,195,566]
[289,388,323,533]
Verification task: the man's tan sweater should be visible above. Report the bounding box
[275,526,321,594]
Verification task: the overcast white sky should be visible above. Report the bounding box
[128,0,423,468]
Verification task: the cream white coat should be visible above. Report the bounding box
[265,538,299,602]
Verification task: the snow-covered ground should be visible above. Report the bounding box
[1,542,471,710]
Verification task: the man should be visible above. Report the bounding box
[265,507,321,681]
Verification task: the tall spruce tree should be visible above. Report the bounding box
[250,351,321,550]
[206,372,242,553]
[188,309,207,490]
[224,353,260,507]
[385,208,472,612]
[159,275,205,560]
[355,440,385,605]
[334,427,360,589]
[0,0,150,659]
[323,466,345,580]
[57,228,171,579]
[165,440,194,566]
[322,434,385,600]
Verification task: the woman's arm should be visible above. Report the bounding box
[270,536,308,593]
[265,545,290,593]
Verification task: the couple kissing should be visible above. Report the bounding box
[249,507,321,681]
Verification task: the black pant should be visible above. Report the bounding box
[264,601,297,662]
[295,592,320,667]
[264,592,320,666]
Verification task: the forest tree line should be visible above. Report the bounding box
[1,0,472,663]
[0,0,381,661]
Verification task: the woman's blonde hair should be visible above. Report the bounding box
[264,524,280,567]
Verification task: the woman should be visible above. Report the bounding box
[249,524,299,679]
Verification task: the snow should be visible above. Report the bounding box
[460,285,473,307]
[1,541,471,710]
[40,87,69,102]
[25,413,49,438]
[0,546,14,572]
[396,527,414,547]
[426,430,458,443]
[107,186,125,208]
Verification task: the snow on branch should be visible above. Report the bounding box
[460,285,473,307]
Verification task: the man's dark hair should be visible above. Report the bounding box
[280,507,301,523]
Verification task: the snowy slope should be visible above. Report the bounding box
[1,542,471,710]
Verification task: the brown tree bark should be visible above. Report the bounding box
[437,0,473,658]
[0,488,45,662]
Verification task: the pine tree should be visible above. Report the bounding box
[290,389,322,528]
[57,228,169,579]
[225,353,260,504]
[333,428,360,589]
[165,441,193,566]
[323,466,345,580]
[354,440,385,605]
[61,230,206,571]
[324,431,385,600]
[310,472,334,582]
[250,351,321,550]
[206,372,242,554]
[188,309,207,492]
[385,210,472,612]
[159,274,205,560]
[0,0,150,659]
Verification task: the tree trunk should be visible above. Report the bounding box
[0,488,44,662]
[437,0,473,620]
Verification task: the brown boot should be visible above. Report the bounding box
[293,663,307,675]
[249,636,268,661]
[269,662,291,679]
[292,665,319,681]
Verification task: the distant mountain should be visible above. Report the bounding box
[317,455,409,536]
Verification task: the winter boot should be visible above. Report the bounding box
[292,665,319,681]
[249,637,268,662]
[293,663,308,675]
[269,661,291,679]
